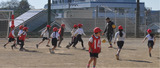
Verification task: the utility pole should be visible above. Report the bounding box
[48,0,51,25]
[136,0,140,37]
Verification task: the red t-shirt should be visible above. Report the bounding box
[19,32,27,41]
[89,35,101,53]
[8,30,14,38]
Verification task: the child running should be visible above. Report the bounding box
[58,24,65,48]
[36,25,51,48]
[113,25,125,60]
[73,24,86,49]
[66,24,78,49]
[142,29,156,57]
[18,27,28,51]
[17,25,24,45]
[4,25,16,49]
[49,27,60,54]
[87,27,102,68]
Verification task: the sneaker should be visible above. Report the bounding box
[58,46,61,48]
[83,47,86,50]
[66,45,70,49]
[3,44,6,49]
[19,48,23,51]
[72,46,76,49]
[36,44,39,49]
[108,45,113,48]
[46,45,50,47]
[14,45,18,49]
[149,53,152,57]
[116,54,119,60]
[11,45,15,50]
[49,48,55,54]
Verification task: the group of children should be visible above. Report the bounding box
[3,23,156,68]
[4,25,28,51]
[87,25,156,68]
[36,24,65,53]
[66,24,86,49]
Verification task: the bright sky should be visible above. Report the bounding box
[0,0,160,10]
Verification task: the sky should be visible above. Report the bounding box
[0,0,160,10]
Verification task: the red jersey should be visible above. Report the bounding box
[19,32,27,41]
[58,28,61,35]
[89,35,101,53]
[8,30,14,38]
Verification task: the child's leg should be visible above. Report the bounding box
[38,40,44,45]
[52,46,57,51]
[117,49,121,56]
[93,58,97,68]
[47,39,50,45]
[88,57,94,67]
[79,37,84,48]
[149,47,152,57]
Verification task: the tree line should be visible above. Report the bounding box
[0,0,30,18]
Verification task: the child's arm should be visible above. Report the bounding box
[142,37,147,43]
[154,36,156,45]
[114,32,118,44]
[88,41,92,52]
[82,29,86,36]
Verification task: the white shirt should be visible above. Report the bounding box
[41,29,49,38]
[18,30,23,37]
[74,28,86,36]
[145,34,154,41]
[114,31,125,42]
[71,28,77,37]
[89,35,99,43]
[50,32,60,39]
[12,30,15,37]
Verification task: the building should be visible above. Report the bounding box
[44,0,145,20]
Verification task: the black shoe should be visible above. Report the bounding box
[82,47,86,50]
[58,46,61,48]
[46,45,50,47]
[149,53,152,57]
[14,45,18,49]
[19,48,23,51]
[72,46,76,49]
[11,44,15,50]
[36,44,39,49]
[3,44,6,49]
[116,54,119,60]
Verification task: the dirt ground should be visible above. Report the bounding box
[0,38,159,68]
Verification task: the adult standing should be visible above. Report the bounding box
[102,17,116,48]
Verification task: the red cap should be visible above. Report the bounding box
[53,27,58,31]
[78,24,83,27]
[73,24,78,28]
[23,27,28,31]
[94,27,102,33]
[47,25,51,28]
[19,25,24,29]
[61,24,65,27]
[11,25,15,28]
[147,29,152,33]
[118,25,123,30]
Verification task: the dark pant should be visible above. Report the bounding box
[19,40,24,49]
[58,36,63,46]
[17,37,19,44]
[117,41,124,49]
[73,34,84,47]
[106,33,113,45]
[148,41,154,48]
[52,38,58,47]
[68,37,76,47]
